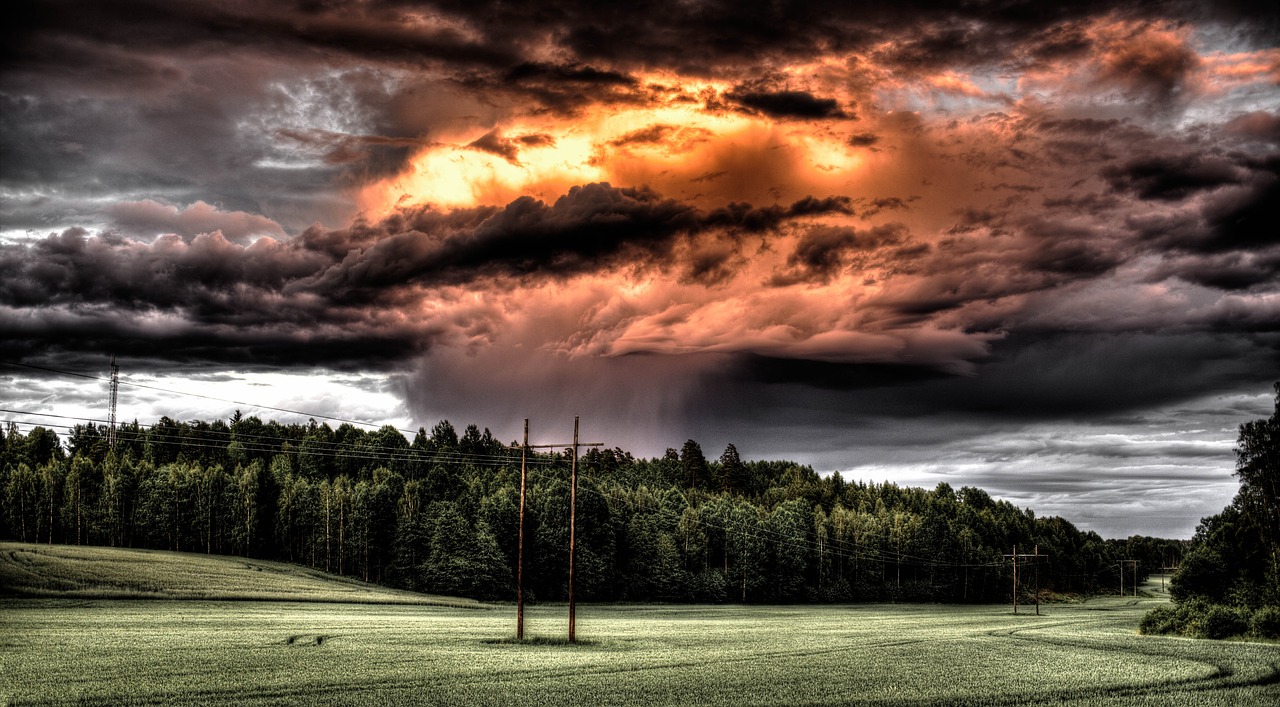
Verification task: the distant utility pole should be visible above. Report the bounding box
[511,417,602,643]
[1118,560,1139,597]
[1004,545,1049,615]
[107,354,119,450]
[1159,564,1179,592]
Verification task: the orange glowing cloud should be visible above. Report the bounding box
[356,74,872,217]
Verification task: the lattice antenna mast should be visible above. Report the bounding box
[108,354,119,450]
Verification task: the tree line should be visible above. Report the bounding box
[1,413,1184,603]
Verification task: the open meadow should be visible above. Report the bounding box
[2,544,1278,706]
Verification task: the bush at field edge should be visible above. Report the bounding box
[1249,606,1280,639]
[1141,601,1280,640]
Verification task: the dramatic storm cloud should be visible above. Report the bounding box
[3,0,1278,537]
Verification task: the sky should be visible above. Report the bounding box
[2,0,1278,539]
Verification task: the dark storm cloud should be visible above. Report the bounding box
[0,315,428,372]
[1123,153,1280,261]
[722,86,850,120]
[858,197,914,219]
[715,331,1280,421]
[1092,20,1201,103]
[458,61,648,115]
[770,223,910,285]
[876,22,1016,71]
[309,185,853,296]
[1199,162,1280,252]
[464,130,558,164]
[5,0,517,72]
[865,215,1123,321]
[467,129,522,163]
[1152,248,1280,291]
[1103,153,1245,201]
[503,62,636,86]
[0,185,851,361]
[608,124,678,147]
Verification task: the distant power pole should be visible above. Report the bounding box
[107,354,119,450]
[1004,545,1049,615]
[1118,560,1138,597]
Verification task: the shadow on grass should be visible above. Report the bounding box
[481,636,601,647]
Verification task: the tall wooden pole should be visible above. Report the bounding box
[510,422,601,643]
[1034,544,1040,616]
[568,416,579,643]
[1012,544,1018,614]
[517,419,528,640]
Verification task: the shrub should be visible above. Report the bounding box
[1249,606,1280,639]
[1197,605,1248,640]
[1139,606,1176,635]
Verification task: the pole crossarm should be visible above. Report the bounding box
[518,442,605,449]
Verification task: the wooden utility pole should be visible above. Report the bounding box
[1118,560,1138,597]
[569,416,578,643]
[509,418,602,642]
[1034,544,1040,616]
[1004,545,1048,614]
[517,419,528,640]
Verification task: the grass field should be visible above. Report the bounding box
[0,542,480,606]
[2,545,1278,706]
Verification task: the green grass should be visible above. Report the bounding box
[0,542,482,607]
[1,549,1277,706]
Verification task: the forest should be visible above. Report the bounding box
[1,413,1185,604]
